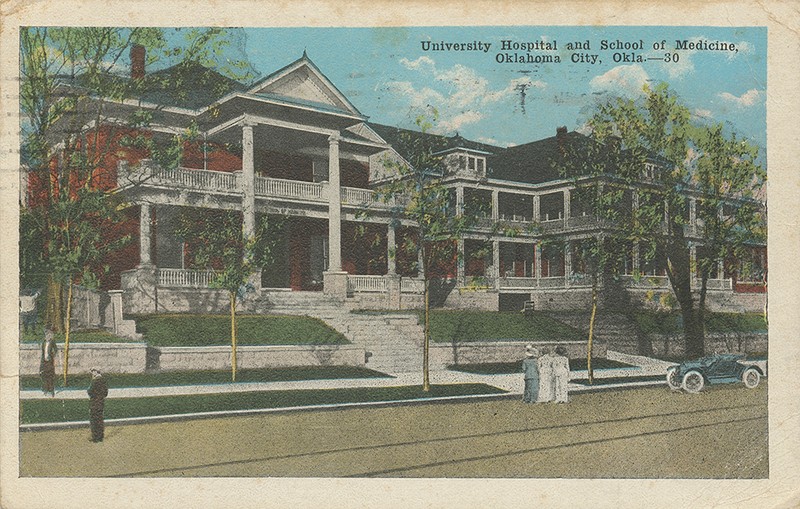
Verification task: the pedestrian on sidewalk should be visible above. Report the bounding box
[39,329,57,396]
[537,347,555,402]
[553,346,570,403]
[522,344,540,403]
[88,368,108,442]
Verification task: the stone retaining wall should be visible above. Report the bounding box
[151,344,365,371]
[647,332,767,358]
[430,340,605,369]
[19,342,148,376]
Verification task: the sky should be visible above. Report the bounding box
[235,26,766,157]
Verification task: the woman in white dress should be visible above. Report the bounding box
[536,347,554,402]
[553,346,571,403]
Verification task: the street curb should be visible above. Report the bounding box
[18,381,672,432]
[19,391,520,432]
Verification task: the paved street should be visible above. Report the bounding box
[19,383,767,478]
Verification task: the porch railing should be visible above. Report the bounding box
[158,269,219,288]
[341,187,396,208]
[499,277,538,289]
[256,177,324,201]
[618,274,671,288]
[695,277,734,291]
[400,278,425,294]
[151,166,240,192]
[347,275,388,293]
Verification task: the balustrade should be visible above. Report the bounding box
[158,269,219,288]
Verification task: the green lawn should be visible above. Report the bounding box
[448,358,634,375]
[20,383,506,424]
[633,311,768,335]
[419,310,582,343]
[132,314,348,346]
[20,366,390,391]
[20,329,135,344]
[570,375,666,386]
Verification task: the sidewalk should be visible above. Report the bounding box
[19,350,672,401]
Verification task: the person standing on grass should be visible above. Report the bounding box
[39,329,57,396]
[522,344,540,403]
[88,368,109,442]
[537,347,555,402]
[553,346,570,403]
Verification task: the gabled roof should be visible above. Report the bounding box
[142,61,248,110]
[245,52,363,118]
[492,131,593,184]
[367,123,501,163]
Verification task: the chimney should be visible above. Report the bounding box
[556,126,568,138]
[130,44,145,80]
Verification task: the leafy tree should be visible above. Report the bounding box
[372,111,481,391]
[175,211,282,381]
[19,27,256,383]
[578,83,765,358]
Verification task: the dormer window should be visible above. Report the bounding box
[467,154,486,176]
[644,163,658,180]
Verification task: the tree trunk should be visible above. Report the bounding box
[422,278,431,392]
[587,280,597,385]
[665,233,703,358]
[45,275,64,333]
[230,290,237,382]
[62,279,72,386]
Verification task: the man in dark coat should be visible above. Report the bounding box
[522,344,540,403]
[39,329,57,396]
[87,368,109,442]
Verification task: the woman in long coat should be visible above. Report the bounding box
[522,345,540,403]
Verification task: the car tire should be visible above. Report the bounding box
[742,367,760,389]
[666,366,682,391]
[682,371,705,393]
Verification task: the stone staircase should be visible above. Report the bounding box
[546,311,645,355]
[252,291,425,374]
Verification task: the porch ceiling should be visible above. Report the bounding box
[208,117,387,159]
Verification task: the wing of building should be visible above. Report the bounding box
[24,48,767,319]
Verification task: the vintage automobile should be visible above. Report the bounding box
[666,353,764,393]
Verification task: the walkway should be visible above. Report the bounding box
[19,350,672,400]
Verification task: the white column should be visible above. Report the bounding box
[139,202,152,266]
[493,240,500,280]
[563,189,571,222]
[457,238,465,284]
[456,186,464,215]
[492,190,499,220]
[690,245,697,288]
[689,197,697,235]
[564,241,572,282]
[532,195,540,222]
[387,224,396,275]
[327,133,342,272]
[241,120,256,240]
[534,243,542,279]
[632,243,640,274]
[417,245,425,279]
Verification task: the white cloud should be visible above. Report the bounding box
[590,65,650,97]
[385,57,547,135]
[730,40,754,59]
[718,89,761,107]
[439,111,484,132]
[399,56,436,73]
[693,108,713,119]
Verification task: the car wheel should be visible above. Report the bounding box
[682,371,705,393]
[742,367,760,389]
[666,366,682,391]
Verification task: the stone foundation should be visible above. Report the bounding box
[646,332,768,358]
[152,344,364,371]
[19,342,148,376]
[429,340,604,369]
